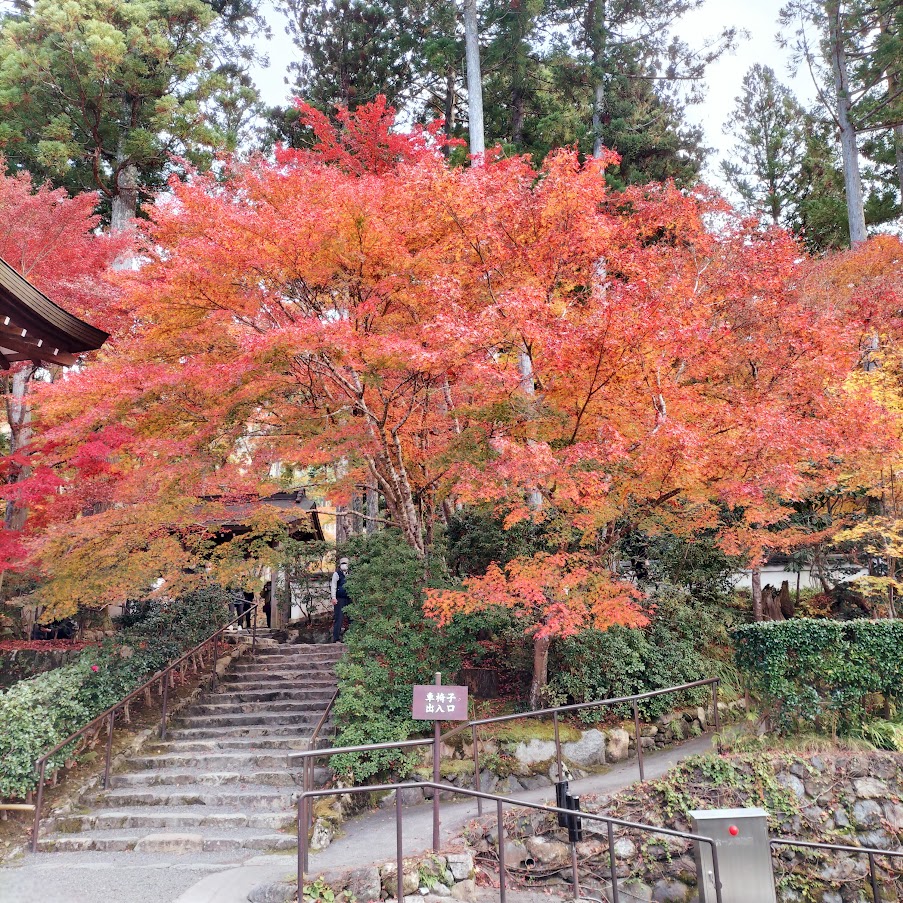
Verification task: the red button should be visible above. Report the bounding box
[728,825,739,836]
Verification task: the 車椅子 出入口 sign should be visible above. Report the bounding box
[412,685,468,720]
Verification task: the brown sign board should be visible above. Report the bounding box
[412,685,469,721]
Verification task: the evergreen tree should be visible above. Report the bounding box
[0,0,262,226]
[722,65,806,225]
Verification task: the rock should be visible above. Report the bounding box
[607,729,630,763]
[133,833,203,853]
[309,817,334,851]
[810,755,825,773]
[615,879,653,902]
[857,829,894,849]
[503,839,531,867]
[848,756,869,778]
[347,865,382,902]
[514,739,557,767]
[789,763,807,779]
[445,852,474,882]
[652,879,690,903]
[248,882,296,903]
[883,801,903,832]
[399,783,426,806]
[520,775,550,790]
[871,757,897,781]
[853,777,889,799]
[820,893,843,903]
[801,805,827,827]
[563,729,607,768]
[695,707,707,729]
[852,799,883,829]
[833,808,849,829]
[820,856,867,883]
[430,884,452,898]
[614,837,637,860]
[450,880,476,901]
[524,835,571,868]
[776,773,806,799]
[382,862,420,898]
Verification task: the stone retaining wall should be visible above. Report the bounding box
[465,750,903,903]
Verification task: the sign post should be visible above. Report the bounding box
[412,677,469,852]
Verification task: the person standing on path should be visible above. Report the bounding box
[331,556,352,643]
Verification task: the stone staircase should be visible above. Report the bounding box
[37,637,343,854]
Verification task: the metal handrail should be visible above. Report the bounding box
[301,686,339,806]
[297,780,726,903]
[293,676,722,823]
[771,837,903,901]
[27,600,259,852]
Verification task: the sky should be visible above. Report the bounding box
[249,0,818,185]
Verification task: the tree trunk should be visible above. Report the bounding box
[587,0,608,159]
[462,0,485,156]
[110,163,138,236]
[518,348,542,510]
[894,126,903,206]
[443,63,456,140]
[365,483,379,534]
[4,366,34,531]
[751,566,763,621]
[529,633,552,709]
[827,0,867,245]
[511,88,525,148]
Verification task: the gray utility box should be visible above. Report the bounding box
[690,807,777,903]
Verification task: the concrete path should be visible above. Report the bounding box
[0,734,713,903]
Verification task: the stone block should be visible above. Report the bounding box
[445,852,474,881]
[450,880,476,901]
[652,879,691,903]
[852,799,882,829]
[514,738,557,767]
[776,773,806,799]
[563,729,606,768]
[853,777,890,799]
[883,801,903,832]
[614,836,636,860]
[382,862,420,898]
[606,728,630,763]
[248,882,296,903]
[133,832,203,853]
[347,865,382,902]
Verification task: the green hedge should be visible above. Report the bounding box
[733,618,903,733]
[0,586,230,799]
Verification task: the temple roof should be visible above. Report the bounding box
[0,256,109,368]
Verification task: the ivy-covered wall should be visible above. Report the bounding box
[733,618,903,732]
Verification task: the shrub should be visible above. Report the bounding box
[547,587,729,721]
[0,585,230,798]
[732,618,903,733]
[330,530,504,782]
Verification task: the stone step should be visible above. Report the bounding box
[127,752,295,770]
[247,652,345,664]
[164,724,317,741]
[90,784,297,809]
[50,807,295,833]
[224,663,338,676]
[112,768,303,789]
[38,827,296,854]
[183,699,332,717]
[203,687,335,704]
[220,678,337,692]
[172,711,319,730]
[142,735,322,754]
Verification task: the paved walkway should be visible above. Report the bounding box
[0,735,713,903]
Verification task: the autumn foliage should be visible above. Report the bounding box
[6,100,900,692]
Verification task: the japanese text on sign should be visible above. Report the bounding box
[412,685,469,721]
